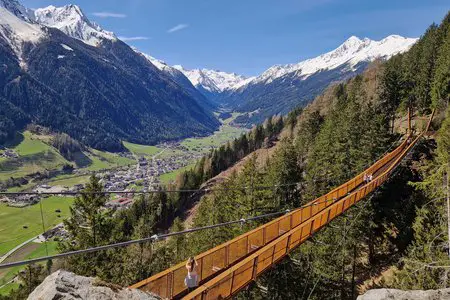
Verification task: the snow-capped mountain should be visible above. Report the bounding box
[173,66,251,93]
[168,35,416,115]
[0,0,420,134]
[34,5,116,46]
[135,50,217,110]
[0,0,34,22]
[218,35,417,126]
[247,35,416,86]
[31,3,217,111]
[138,52,185,81]
[0,0,219,151]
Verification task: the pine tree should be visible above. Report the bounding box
[391,109,450,289]
[432,27,450,108]
[380,54,405,132]
[59,175,114,277]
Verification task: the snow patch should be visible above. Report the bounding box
[133,48,188,80]
[60,43,73,51]
[0,7,46,68]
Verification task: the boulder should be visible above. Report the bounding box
[28,270,159,300]
[357,288,450,300]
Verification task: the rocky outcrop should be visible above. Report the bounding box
[28,270,159,300]
[357,288,450,300]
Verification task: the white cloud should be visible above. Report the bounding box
[167,24,189,33]
[118,36,150,41]
[92,12,127,18]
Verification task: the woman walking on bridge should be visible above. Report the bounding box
[185,257,199,292]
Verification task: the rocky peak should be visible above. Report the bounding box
[0,0,34,22]
[34,4,116,46]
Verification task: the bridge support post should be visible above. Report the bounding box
[408,107,412,135]
[252,257,259,280]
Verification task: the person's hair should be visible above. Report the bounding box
[187,257,196,272]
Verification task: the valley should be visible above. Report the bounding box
[0,114,245,193]
[0,113,247,294]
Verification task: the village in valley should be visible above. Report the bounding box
[0,141,206,209]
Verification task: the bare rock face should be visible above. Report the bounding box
[28,270,159,300]
[357,288,450,300]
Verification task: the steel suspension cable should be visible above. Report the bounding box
[0,209,289,270]
[0,182,299,196]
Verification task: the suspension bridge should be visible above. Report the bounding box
[130,110,434,299]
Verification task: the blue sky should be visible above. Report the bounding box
[22,0,449,76]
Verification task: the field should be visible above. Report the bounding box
[0,132,69,181]
[0,196,72,294]
[160,163,197,184]
[0,132,134,181]
[0,131,134,189]
[123,141,161,157]
[0,241,59,295]
[181,114,246,153]
[47,175,91,187]
[0,196,73,256]
[84,149,134,171]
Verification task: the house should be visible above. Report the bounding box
[8,195,40,207]
[1,149,19,159]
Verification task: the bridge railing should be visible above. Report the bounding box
[183,133,422,300]
[131,137,409,298]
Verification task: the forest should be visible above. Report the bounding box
[2,11,450,300]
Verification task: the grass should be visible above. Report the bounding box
[181,122,246,154]
[6,182,37,193]
[0,196,73,256]
[0,241,59,295]
[14,132,51,156]
[92,150,134,167]
[123,141,161,157]
[0,282,19,296]
[160,163,196,184]
[158,148,184,158]
[0,132,70,181]
[82,150,134,172]
[0,131,134,187]
[48,175,91,187]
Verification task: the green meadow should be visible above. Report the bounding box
[0,196,73,256]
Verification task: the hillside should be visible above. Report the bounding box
[0,2,219,151]
[0,130,134,188]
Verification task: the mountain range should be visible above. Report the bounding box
[0,0,418,150]
[174,35,417,125]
